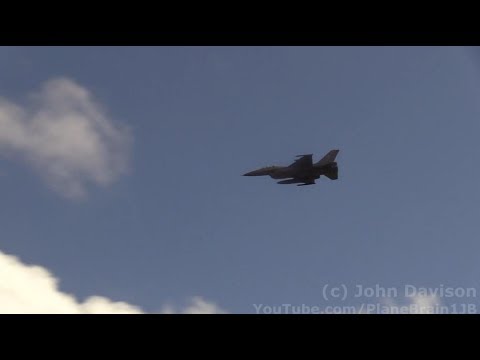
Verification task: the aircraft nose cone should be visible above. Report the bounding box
[243,167,275,176]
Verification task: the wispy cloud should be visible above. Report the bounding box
[0,78,131,199]
[160,297,227,314]
[0,250,226,314]
[360,294,443,314]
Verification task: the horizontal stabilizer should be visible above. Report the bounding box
[324,166,338,180]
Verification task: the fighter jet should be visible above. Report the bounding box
[243,150,339,186]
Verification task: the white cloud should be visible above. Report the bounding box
[0,250,225,314]
[0,78,131,199]
[404,294,441,314]
[365,294,443,314]
[160,297,227,314]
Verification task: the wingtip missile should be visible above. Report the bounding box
[296,154,313,157]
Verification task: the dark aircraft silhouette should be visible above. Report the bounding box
[243,150,339,186]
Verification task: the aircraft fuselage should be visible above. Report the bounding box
[243,162,337,180]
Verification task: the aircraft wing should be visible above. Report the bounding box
[288,154,313,168]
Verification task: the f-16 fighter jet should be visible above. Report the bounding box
[243,150,339,186]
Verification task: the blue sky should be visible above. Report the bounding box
[1,46,479,313]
